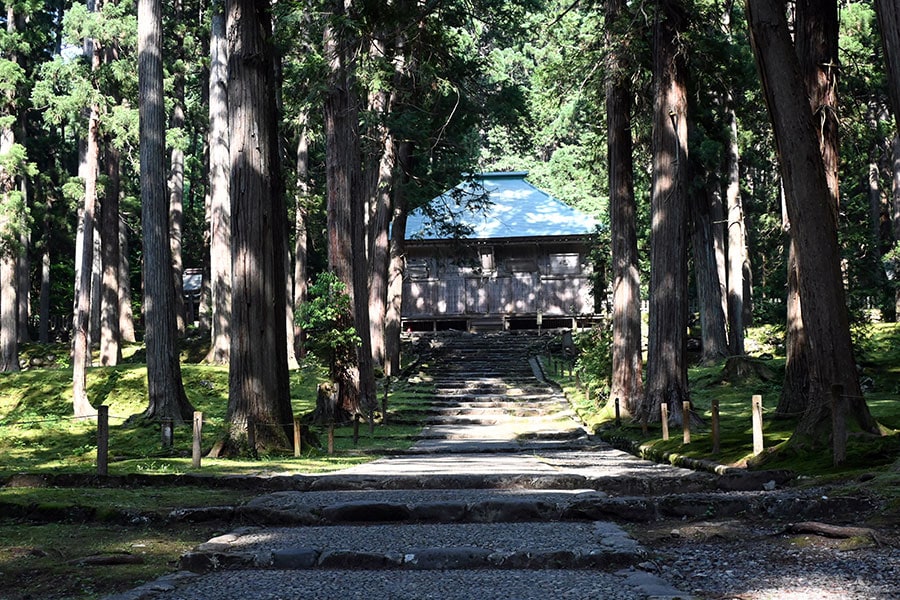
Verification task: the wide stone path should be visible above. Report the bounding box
[108,332,896,600]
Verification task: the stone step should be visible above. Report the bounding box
[171,484,845,531]
[425,409,577,423]
[430,385,555,396]
[416,425,585,441]
[178,520,645,573]
[427,398,569,408]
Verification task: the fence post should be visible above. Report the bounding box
[682,401,691,444]
[614,398,621,427]
[328,423,335,455]
[661,403,669,441]
[192,411,203,469]
[711,398,720,454]
[97,405,109,476]
[831,384,846,466]
[293,418,303,457]
[752,395,764,455]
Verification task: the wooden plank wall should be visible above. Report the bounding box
[402,241,594,319]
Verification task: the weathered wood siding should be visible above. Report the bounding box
[402,239,595,320]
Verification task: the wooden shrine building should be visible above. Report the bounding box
[402,171,600,332]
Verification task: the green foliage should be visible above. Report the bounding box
[297,272,361,381]
[572,323,614,399]
[0,58,25,95]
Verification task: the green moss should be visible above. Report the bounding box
[547,323,900,479]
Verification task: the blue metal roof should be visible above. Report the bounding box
[405,171,598,240]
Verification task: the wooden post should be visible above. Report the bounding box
[614,398,621,427]
[161,419,173,448]
[97,405,109,476]
[192,411,203,469]
[353,414,360,446]
[752,394,764,455]
[293,418,302,457]
[711,398,720,454]
[682,401,691,444]
[831,384,846,466]
[661,403,669,440]
[328,423,335,455]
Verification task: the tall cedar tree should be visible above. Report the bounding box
[137,0,194,424]
[168,0,186,336]
[217,0,294,454]
[99,30,124,367]
[779,0,840,416]
[877,0,900,130]
[323,0,376,418]
[205,0,231,365]
[72,1,103,417]
[641,0,691,425]
[0,4,21,373]
[605,0,643,417]
[745,0,881,445]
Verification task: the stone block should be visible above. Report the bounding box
[271,547,319,569]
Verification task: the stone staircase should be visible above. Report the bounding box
[137,332,792,599]
[410,332,587,453]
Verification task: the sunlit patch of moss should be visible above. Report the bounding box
[546,323,900,479]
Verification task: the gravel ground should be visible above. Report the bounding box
[225,522,606,555]
[637,519,900,599]
[139,568,673,600]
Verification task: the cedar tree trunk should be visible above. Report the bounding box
[745,0,881,445]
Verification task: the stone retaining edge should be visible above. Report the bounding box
[177,545,646,574]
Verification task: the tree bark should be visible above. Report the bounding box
[72,31,102,417]
[117,213,135,343]
[605,0,643,417]
[725,98,746,355]
[168,0,186,336]
[640,0,691,425]
[205,0,231,365]
[692,180,729,365]
[746,0,881,444]
[777,0,840,418]
[293,112,309,360]
[875,0,900,132]
[367,109,394,373]
[0,4,21,372]
[796,0,840,207]
[0,243,19,372]
[385,140,411,377]
[324,0,375,416]
[893,136,900,319]
[39,191,51,344]
[138,0,194,424]
[99,141,121,365]
[15,152,29,344]
[219,0,294,454]
[777,231,810,416]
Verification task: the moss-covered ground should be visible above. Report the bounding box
[0,338,432,599]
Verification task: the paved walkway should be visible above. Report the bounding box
[106,332,897,600]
